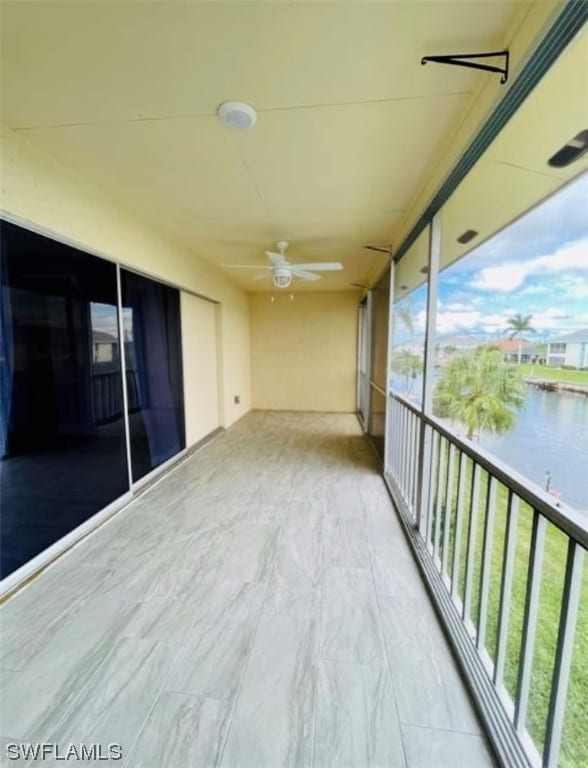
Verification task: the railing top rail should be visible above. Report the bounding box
[388,391,588,549]
[370,381,387,397]
[389,390,423,416]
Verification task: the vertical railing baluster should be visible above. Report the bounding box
[402,406,409,499]
[416,419,432,538]
[494,492,519,691]
[463,462,481,625]
[399,404,406,495]
[433,436,446,564]
[405,409,412,507]
[407,411,415,513]
[403,407,410,500]
[411,413,420,515]
[426,430,439,550]
[391,398,398,481]
[395,399,401,483]
[451,451,467,600]
[395,400,401,483]
[411,412,418,514]
[477,477,497,652]
[515,511,547,734]
[543,541,585,768]
[441,443,456,580]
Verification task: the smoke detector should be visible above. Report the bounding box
[217,101,257,131]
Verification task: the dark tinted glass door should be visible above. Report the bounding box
[121,269,185,482]
[0,221,129,578]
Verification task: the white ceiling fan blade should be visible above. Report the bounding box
[291,269,321,281]
[222,264,272,269]
[293,262,343,271]
[265,250,288,267]
[253,273,271,281]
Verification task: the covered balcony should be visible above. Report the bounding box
[1,411,494,766]
[1,2,586,767]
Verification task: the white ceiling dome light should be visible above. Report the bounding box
[217,100,257,130]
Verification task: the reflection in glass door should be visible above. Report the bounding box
[0,222,189,581]
[0,222,129,578]
[121,270,185,483]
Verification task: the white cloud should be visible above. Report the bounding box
[472,264,527,292]
[414,309,427,333]
[560,275,588,301]
[438,301,475,312]
[526,307,570,332]
[432,305,583,338]
[470,240,588,293]
[435,310,481,334]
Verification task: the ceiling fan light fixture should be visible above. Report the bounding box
[217,100,257,131]
[272,267,292,288]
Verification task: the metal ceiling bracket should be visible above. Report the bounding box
[421,50,509,84]
[363,245,393,254]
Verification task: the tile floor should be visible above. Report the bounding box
[0,411,496,767]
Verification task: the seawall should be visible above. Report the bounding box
[524,378,588,396]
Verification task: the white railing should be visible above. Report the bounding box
[386,392,587,768]
[91,369,139,423]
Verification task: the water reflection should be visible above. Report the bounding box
[480,388,588,511]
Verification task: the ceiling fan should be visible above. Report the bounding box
[223,241,343,288]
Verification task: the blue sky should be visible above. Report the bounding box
[409,172,588,342]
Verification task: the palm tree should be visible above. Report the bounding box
[392,297,422,397]
[506,313,536,364]
[395,302,414,336]
[433,347,527,441]
[392,348,423,396]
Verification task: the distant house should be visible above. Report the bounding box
[521,343,547,365]
[92,330,118,364]
[546,329,588,369]
[486,338,532,362]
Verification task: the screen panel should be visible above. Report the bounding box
[368,265,391,461]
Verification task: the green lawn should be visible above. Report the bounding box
[431,451,587,767]
[520,363,588,387]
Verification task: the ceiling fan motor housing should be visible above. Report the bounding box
[272,267,292,288]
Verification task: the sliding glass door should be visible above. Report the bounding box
[121,269,185,482]
[0,222,129,577]
[0,222,186,580]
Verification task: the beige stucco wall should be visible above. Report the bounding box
[250,291,358,412]
[0,125,251,432]
[180,293,221,446]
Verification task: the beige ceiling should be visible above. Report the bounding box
[0,0,549,292]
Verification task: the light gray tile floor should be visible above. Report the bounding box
[0,411,495,767]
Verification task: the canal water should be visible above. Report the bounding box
[480,388,588,512]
